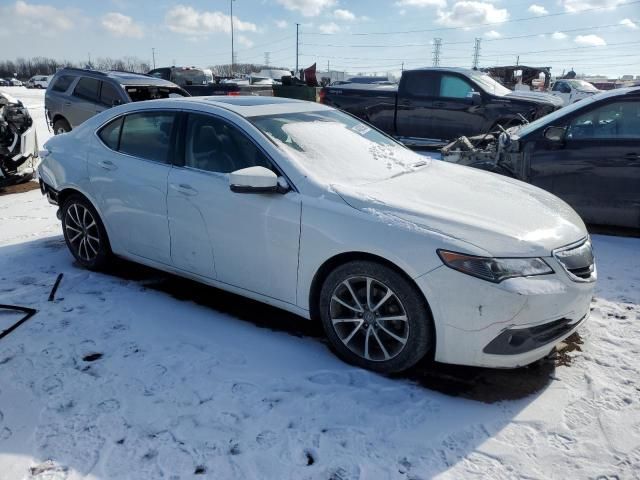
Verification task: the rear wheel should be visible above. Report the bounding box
[53,118,71,135]
[61,195,111,270]
[319,260,432,373]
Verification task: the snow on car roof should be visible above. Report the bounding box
[173,96,333,117]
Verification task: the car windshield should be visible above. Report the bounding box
[514,92,606,137]
[567,80,599,92]
[250,109,428,186]
[470,73,512,96]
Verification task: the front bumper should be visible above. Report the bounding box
[416,254,594,368]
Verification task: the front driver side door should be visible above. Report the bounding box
[167,112,302,304]
[529,98,640,227]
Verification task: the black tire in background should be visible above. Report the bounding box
[319,260,433,373]
[61,194,112,270]
[53,118,71,135]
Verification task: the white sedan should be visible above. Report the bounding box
[38,96,596,372]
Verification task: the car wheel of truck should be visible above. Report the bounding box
[53,118,71,135]
[319,260,432,373]
[61,195,111,270]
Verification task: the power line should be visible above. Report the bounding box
[302,0,640,36]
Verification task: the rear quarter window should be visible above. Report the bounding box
[98,117,123,150]
[118,112,176,163]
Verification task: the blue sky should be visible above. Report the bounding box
[1,0,639,77]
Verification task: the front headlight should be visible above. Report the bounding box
[437,250,554,283]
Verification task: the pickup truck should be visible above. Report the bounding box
[550,79,601,106]
[320,67,564,146]
[148,66,241,96]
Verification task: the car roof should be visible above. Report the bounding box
[55,68,177,87]
[156,96,332,117]
[408,67,484,76]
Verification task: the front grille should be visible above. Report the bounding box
[554,238,596,282]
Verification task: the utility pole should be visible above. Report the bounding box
[401,61,404,71]
[230,0,235,75]
[295,23,300,76]
[264,52,270,66]
[432,38,442,67]
[152,48,156,69]
[516,55,519,66]
[327,60,330,73]
[472,37,481,69]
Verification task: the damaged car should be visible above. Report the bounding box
[46,68,189,134]
[442,86,640,228]
[0,92,38,187]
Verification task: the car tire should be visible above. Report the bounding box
[61,194,112,270]
[53,118,71,135]
[319,260,433,373]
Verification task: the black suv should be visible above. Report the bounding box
[45,68,189,134]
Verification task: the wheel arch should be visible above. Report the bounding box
[308,251,436,353]
[51,114,71,130]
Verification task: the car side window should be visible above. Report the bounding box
[52,75,74,92]
[567,101,640,140]
[97,117,123,150]
[118,112,176,163]
[438,74,474,99]
[73,77,100,102]
[402,72,438,97]
[185,113,272,174]
[100,82,122,106]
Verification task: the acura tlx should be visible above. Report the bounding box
[38,96,596,373]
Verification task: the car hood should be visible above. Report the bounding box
[332,160,586,257]
[505,91,564,107]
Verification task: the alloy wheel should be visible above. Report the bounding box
[329,276,409,362]
[64,203,101,262]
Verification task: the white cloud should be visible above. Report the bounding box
[274,19,288,28]
[437,1,509,27]
[276,0,336,17]
[527,4,548,15]
[237,34,254,48]
[395,0,447,8]
[560,0,624,12]
[165,5,256,36]
[318,22,340,33]
[334,8,356,20]
[620,18,638,29]
[12,0,73,32]
[102,12,143,38]
[484,30,501,38]
[574,34,606,46]
[552,31,568,39]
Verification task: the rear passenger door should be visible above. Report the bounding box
[395,71,438,140]
[88,110,178,264]
[69,77,101,126]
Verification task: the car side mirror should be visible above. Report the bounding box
[469,91,482,106]
[229,166,280,193]
[544,126,566,144]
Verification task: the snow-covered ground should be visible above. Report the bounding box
[0,87,639,479]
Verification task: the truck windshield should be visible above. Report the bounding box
[251,109,428,186]
[470,73,512,96]
[567,80,599,92]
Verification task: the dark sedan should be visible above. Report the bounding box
[442,87,640,229]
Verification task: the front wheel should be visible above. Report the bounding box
[319,261,433,373]
[61,195,111,270]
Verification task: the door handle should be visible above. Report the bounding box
[433,102,446,108]
[624,152,640,159]
[64,102,71,106]
[97,160,117,171]
[170,183,198,196]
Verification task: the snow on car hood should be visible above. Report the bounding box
[505,91,564,107]
[332,160,587,257]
